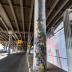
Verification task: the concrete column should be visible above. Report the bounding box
[4,42,6,50]
[33,0,46,72]
[4,42,7,51]
[8,34,12,55]
[64,9,72,72]
[27,33,31,54]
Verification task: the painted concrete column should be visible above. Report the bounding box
[4,42,6,50]
[8,34,12,55]
[64,9,72,72]
[33,0,46,72]
[4,42,7,51]
[27,33,31,53]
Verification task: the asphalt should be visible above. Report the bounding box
[0,53,28,72]
[0,53,67,72]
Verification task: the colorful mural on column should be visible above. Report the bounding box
[27,33,32,48]
[46,22,68,71]
[33,21,46,72]
[33,0,46,72]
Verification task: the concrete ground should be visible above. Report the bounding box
[47,63,67,72]
[28,54,67,72]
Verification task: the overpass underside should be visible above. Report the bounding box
[0,0,72,72]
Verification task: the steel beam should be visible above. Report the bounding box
[47,0,69,28]
[28,0,34,32]
[0,27,3,31]
[0,17,17,40]
[1,3,31,8]
[47,3,72,31]
[0,2,18,40]
[46,0,59,19]
[0,35,7,41]
[7,0,22,39]
[0,38,5,41]
[0,3,13,30]
[20,0,25,40]
[0,26,8,40]
[0,33,8,40]
[0,31,33,34]
[0,17,8,31]
[27,0,34,53]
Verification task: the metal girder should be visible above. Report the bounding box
[47,3,72,31]
[0,31,33,34]
[48,14,63,31]
[0,26,8,40]
[27,0,34,47]
[0,17,17,41]
[0,32,8,40]
[1,3,31,8]
[46,0,59,19]
[0,17,8,31]
[0,35,7,41]
[7,0,22,39]
[0,37,5,40]
[20,0,25,40]
[0,3,13,30]
[0,27,3,30]
[0,38,5,41]
[47,0,69,28]
[0,24,8,40]
[0,2,18,40]
[28,0,34,32]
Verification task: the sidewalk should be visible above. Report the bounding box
[17,54,29,72]
[0,53,8,60]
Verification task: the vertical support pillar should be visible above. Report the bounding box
[16,43,18,52]
[8,34,12,55]
[64,9,72,72]
[4,42,7,51]
[27,33,31,54]
[4,42,6,50]
[33,0,46,72]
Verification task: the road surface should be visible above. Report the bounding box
[0,53,28,72]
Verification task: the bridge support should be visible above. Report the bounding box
[5,42,8,51]
[33,0,46,72]
[8,34,12,55]
[27,33,31,54]
[64,9,72,72]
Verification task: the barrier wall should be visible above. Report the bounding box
[46,22,68,71]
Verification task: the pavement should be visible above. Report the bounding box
[0,52,28,72]
[0,53,8,60]
[47,63,67,72]
[28,54,67,72]
[0,52,67,72]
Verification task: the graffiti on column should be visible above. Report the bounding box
[28,33,32,48]
[34,17,46,72]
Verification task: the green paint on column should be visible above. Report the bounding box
[33,0,46,72]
